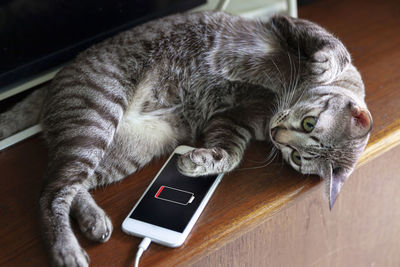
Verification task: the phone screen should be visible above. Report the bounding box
[130,154,218,233]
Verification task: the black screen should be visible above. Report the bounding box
[130,154,218,233]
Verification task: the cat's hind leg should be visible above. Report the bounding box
[40,137,117,267]
[71,188,113,242]
[39,80,126,266]
[69,113,179,244]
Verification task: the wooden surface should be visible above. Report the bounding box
[193,144,400,267]
[1,0,400,266]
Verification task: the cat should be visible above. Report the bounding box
[0,11,372,266]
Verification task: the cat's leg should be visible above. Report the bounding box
[177,115,252,176]
[70,188,113,242]
[69,135,146,243]
[39,137,118,267]
[39,90,125,267]
[70,119,178,243]
[215,15,351,94]
[40,147,113,267]
[268,15,351,85]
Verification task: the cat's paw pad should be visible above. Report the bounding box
[52,240,89,267]
[310,49,338,83]
[310,44,351,84]
[177,148,227,176]
[76,206,113,243]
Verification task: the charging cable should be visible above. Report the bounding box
[215,0,230,11]
[134,237,152,267]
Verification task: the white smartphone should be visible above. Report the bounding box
[122,145,224,247]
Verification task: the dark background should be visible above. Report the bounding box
[0,0,204,87]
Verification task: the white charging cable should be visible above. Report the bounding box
[134,237,152,267]
[215,0,230,11]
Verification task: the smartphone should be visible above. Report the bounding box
[122,145,224,247]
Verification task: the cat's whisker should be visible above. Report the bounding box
[263,67,286,114]
[270,58,288,99]
[247,146,277,164]
[278,154,286,170]
[291,46,306,107]
[287,52,294,103]
[237,147,278,171]
[279,58,297,111]
[262,68,276,90]
[289,52,301,106]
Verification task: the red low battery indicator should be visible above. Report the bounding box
[155,185,195,206]
[155,186,165,198]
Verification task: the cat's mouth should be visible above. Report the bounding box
[269,126,292,150]
[269,126,283,149]
[269,109,290,147]
[268,115,280,149]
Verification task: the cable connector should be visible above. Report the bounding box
[134,237,151,267]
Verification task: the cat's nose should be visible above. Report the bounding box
[270,127,277,140]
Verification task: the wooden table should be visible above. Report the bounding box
[1,0,400,266]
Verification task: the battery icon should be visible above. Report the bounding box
[155,186,195,205]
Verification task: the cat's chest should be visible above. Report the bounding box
[143,68,235,114]
[122,68,238,140]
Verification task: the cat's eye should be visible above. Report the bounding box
[291,150,302,166]
[302,116,318,133]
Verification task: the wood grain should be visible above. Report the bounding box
[0,0,400,266]
[193,144,400,267]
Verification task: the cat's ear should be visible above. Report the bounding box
[348,104,373,138]
[320,164,350,210]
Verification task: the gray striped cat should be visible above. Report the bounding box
[1,11,372,266]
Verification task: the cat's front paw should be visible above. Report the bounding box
[76,205,113,243]
[51,239,89,267]
[309,42,351,84]
[177,148,230,176]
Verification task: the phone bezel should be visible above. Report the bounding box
[121,145,223,247]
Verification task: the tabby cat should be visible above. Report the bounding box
[0,11,372,266]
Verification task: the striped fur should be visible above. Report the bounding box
[0,12,371,266]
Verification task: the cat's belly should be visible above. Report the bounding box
[117,70,191,157]
[119,105,179,158]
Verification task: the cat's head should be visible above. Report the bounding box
[269,86,372,209]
